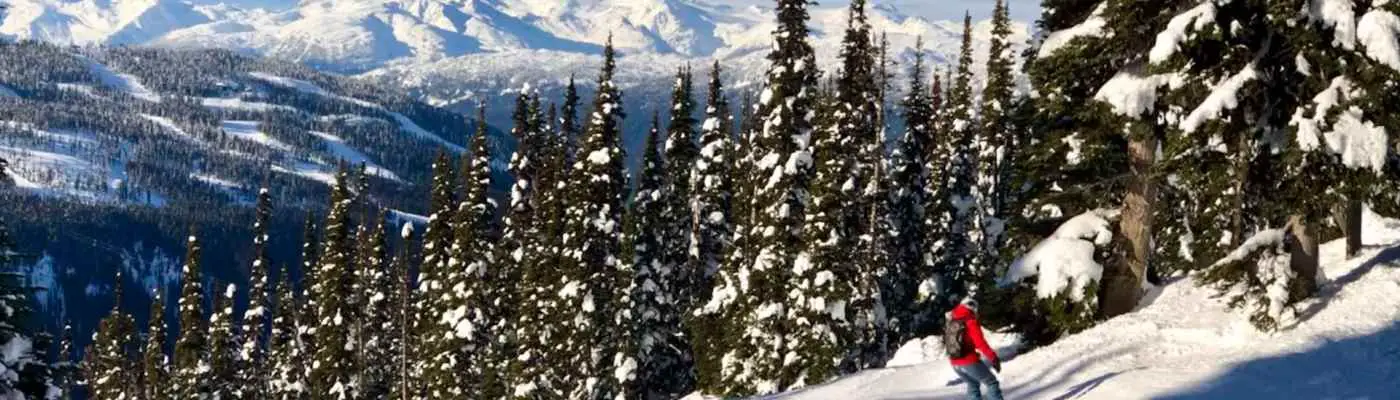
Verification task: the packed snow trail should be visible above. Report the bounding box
[762,210,1400,399]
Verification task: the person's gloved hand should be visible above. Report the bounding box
[990,359,1002,372]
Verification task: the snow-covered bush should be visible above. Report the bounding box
[1196,229,1308,332]
[997,209,1119,339]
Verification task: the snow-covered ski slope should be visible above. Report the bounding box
[766,211,1400,399]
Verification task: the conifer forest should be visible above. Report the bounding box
[2,0,1400,399]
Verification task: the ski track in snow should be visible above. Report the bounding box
[201,97,299,112]
[141,114,191,137]
[307,130,402,182]
[221,120,291,151]
[250,71,465,152]
[83,57,162,102]
[271,162,337,186]
[764,210,1400,400]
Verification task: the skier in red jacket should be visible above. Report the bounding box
[948,298,1003,400]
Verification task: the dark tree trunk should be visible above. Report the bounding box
[1333,198,1363,258]
[1102,136,1155,318]
[1286,215,1319,299]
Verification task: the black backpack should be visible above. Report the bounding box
[943,316,974,358]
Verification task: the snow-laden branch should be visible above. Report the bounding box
[998,209,1119,300]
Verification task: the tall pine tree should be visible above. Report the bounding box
[208,283,239,399]
[141,290,168,400]
[887,38,936,345]
[309,169,359,399]
[688,62,733,392]
[712,0,821,394]
[414,153,457,399]
[621,115,690,399]
[937,14,984,310]
[453,103,504,398]
[268,267,307,400]
[558,37,629,399]
[171,234,208,398]
[792,0,879,383]
[977,0,1020,272]
[84,271,138,400]
[503,88,561,399]
[358,212,395,399]
[241,186,274,399]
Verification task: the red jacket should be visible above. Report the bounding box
[948,304,998,366]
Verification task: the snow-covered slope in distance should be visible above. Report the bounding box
[757,209,1400,399]
[0,0,1030,168]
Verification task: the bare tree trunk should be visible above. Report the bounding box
[1102,136,1156,318]
[1286,215,1319,298]
[1333,198,1363,258]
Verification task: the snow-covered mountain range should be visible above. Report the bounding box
[1,0,1028,69]
[0,0,1032,151]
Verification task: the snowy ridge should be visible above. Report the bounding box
[765,210,1400,399]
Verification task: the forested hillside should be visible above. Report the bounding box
[0,40,502,353]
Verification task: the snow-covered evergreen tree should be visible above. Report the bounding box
[977,0,1019,272]
[141,290,168,400]
[886,39,936,345]
[1152,0,1269,278]
[562,76,583,169]
[557,37,629,399]
[414,153,457,399]
[300,215,320,307]
[357,212,394,399]
[791,0,880,384]
[208,283,239,399]
[662,66,700,312]
[309,169,359,399]
[710,0,821,394]
[688,61,733,392]
[240,186,274,399]
[645,66,701,396]
[853,8,890,372]
[268,267,306,400]
[171,234,209,398]
[450,103,503,398]
[936,14,985,312]
[84,271,138,400]
[503,87,564,399]
[619,115,689,399]
[54,322,75,400]
[1198,228,1300,332]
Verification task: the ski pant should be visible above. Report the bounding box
[952,361,1003,400]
